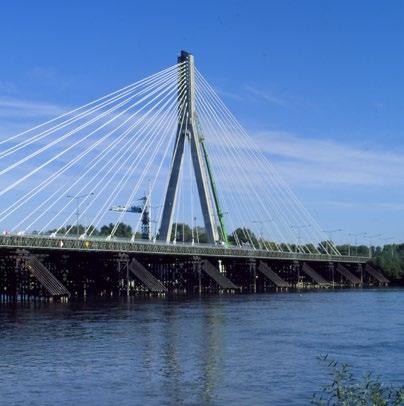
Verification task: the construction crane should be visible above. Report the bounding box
[110,193,152,240]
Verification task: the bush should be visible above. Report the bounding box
[312,355,404,405]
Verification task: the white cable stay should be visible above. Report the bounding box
[126,94,189,240]
[109,104,180,239]
[43,80,186,235]
[0,62,184,148]
[0,68,181,179]
[195,69,337,255]
[0,71,181,207]
[95,86,187,238]
[195,79,295,252]
[6,74,186,229]
[0,65,184,163]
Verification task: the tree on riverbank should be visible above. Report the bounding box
[335,243,404,282]
[370,244,404,280]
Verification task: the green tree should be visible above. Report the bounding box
[99,222,132,238]
[227,228,258,247]
[193,226,207,243]
[171,223,192,242]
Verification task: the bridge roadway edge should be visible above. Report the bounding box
[0,234,367,264]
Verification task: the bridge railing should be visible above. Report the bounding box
[0,233,368,264]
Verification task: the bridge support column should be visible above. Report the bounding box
[357,263,363,286]
[193,256,202,294]
[328,262,335,288]
[293,260,300,288]
[117,253,130,297]
[12,251,23,301]
[249,259,257,293]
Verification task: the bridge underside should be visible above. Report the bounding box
[0,239,384,301]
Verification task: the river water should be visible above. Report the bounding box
[0,289,403,405]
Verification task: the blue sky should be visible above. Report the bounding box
[0,0,403,245]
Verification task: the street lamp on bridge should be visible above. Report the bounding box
[348,232,367,256]
[291,224,311,251]
[364,234,382,258]
[378,236,396,257]
[252,219,273,249]
[323,228,342,255]
[323,229,342,243]
[66,193,94,238]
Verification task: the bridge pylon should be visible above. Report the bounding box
[158,51,224,244]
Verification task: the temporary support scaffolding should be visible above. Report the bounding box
[365,264,390,285]
[22,253,70,297]
[258,261,290,288]
[336,263,361,286]
[128,257,167,292]
[301,262,330,287]
[201,259,238,290]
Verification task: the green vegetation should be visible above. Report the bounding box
[44,222,138,239]
[312,355,404,405]
[99,223,134,238]
[335,244,369,257]
[370,245,404,280]
[335,243,404,281]
[167,223,208,243]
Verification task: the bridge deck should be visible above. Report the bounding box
[0,234,368,264]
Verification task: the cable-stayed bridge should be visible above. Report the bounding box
[0,51,379,299]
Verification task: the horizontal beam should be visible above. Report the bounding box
[0,234,368,264]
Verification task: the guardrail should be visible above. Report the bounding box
[0,234,368,264]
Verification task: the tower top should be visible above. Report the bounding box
[178,50,193,64]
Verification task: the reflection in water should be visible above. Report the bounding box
[0,290,404,405]
[136,302,156,385]
[161,304,184,404]
[199,302,224,404]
